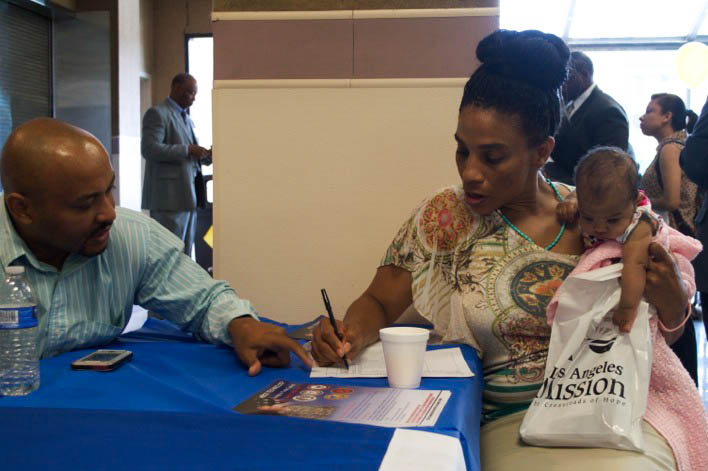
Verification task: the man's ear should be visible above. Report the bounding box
[4,192,33,225]
[533,136,555,168]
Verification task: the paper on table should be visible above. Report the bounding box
[379,428,466,471]
[310,342,474,378]
[234,380,450,428]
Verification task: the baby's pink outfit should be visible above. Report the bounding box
[547,222,707,470]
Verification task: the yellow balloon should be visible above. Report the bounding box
[676,41,708,88]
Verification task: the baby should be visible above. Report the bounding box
[557,147,661,333]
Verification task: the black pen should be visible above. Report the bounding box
[321,288,349,369]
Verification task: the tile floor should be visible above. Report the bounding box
[697,321,708,411]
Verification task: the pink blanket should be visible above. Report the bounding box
[547,223,708,470]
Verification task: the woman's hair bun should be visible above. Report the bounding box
[476,29,570,91]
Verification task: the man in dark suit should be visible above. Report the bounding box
[544,51,630,184]
[141,73,210,256]
[680,95,708,340]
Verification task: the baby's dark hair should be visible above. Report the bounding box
[574,147,639,204]
[460,29,570,147]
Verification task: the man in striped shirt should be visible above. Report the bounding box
[0,118,312,375]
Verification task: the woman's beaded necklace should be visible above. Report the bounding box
[496,177,566,251]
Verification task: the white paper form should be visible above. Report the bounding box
[310,342,474,378]
[379,428,467,471]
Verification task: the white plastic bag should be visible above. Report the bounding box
[520,263,652,451]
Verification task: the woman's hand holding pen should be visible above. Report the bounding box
[311,317,365,367]
[312,267,414,366]
[320,289,350,369]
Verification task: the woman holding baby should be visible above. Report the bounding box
[312,29,708,470]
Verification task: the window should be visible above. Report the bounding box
[568,0,706,39]
[501,0,708,171]
[187,35,214,204]
[186,35,213,171]
[588,49,705,173]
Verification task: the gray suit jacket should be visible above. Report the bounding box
[141,98,200,211]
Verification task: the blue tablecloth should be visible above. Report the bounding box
[0,319,482,470]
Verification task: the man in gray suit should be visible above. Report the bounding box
[141,73,210,256]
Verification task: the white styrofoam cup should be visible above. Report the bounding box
[379,327,430,389]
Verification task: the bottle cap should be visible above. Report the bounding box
[5,266,25,275]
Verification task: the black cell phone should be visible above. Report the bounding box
[70,349,133,371]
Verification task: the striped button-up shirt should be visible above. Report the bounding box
[0,198,257,358]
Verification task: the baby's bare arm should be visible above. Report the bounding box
[616,220,653,332]
[556,190,578,224]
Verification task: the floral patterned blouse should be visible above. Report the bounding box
[381,185,579,422]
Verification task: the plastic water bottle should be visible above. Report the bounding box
[0,266,39,396]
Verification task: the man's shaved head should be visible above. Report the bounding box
[1,118,107,199]
[1,118,116,269]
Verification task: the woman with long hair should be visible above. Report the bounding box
[640,93,700,236]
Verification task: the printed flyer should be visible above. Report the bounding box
[234,380,450,428]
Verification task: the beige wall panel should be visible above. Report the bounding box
[153,1,187,101]
[212,13,497,81]
[213,0,495,11]
[152,0,212,103]
[354,16,494,78]
[213,20,353,80]
[186,0,212,33]
[212,86,463,323]
[139,0,154,75]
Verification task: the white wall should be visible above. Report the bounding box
[116,0,144,211]
[212,80,464,323]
